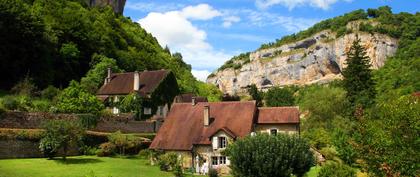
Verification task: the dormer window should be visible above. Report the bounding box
[219,137,227,148]
[270,129,278,136]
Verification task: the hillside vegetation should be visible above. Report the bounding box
[0,0,214,96]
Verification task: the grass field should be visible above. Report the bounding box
[0,156,320,177]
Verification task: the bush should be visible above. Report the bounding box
[1,95,18,110]
[80,145,99,155]
[173,163,184,177]
[0,106,6,119]
[31,99,51,112]
[11,76,37,96]
[108,131,143,155]
[225,133,315,177]
[77,114,99,129]
[158,152,178,171]
[264,86,295,107]
[208,168,218,177]
[41,86,60,100]
[55,81,104,114]
[97,142,116,157]
[39,120,84,160]
[318,162,356,177]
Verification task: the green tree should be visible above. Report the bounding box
[355,95,420,176]
[247,84,263,107]
[39,120,84,160]
[342,36,375,108]
[55,81,104,114]
[117,93,143,119]
[318,161,356,177]
[80,54,122,93]
[264,86,295,107]
[225,133,314,177]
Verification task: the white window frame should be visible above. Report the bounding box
[219,137,227,149]
[270,129,278,136]
[144,107,152,115]
[219,156,226,165]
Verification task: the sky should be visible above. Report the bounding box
[123,0,419,81]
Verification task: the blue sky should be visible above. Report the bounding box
[123,0,419,81]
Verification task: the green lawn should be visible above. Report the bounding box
[0,156,199,177]
[0,156,319,177]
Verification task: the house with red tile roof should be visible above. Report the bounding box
[150,101,300,174]
[96,68,179,119]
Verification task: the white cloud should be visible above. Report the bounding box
[180,4,222,20]
[192,69,212,81]
[247,10,319,32]
[138,4,234,80]
[255,0,349,10]
[125,2,184,12]
[222,16,241,28]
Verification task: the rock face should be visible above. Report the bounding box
[207,30,398,95]
[86,0,126,14]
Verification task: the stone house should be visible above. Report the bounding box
[96,68,179,119]
[150,101,300,174]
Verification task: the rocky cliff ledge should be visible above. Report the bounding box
[86,0,126,14]
[207,27,398,95]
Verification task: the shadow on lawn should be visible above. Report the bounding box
[53,158,103,164]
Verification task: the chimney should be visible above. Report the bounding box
[192,97,196,106]
[203,105,210,126]
[104,67,112,84]
[134,71,140,91]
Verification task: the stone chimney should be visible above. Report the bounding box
[192,97,196,106]
[104,67,112,85]
[204,105,210,126]
[134,71,140,91]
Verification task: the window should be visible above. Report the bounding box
[211,156,227,166]
[219,137,227,148]
[270,129,278,136]
[144,107,152,115]
[219,156,226,165]
[212,156,218,165]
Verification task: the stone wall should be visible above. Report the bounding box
[0,139,78,159]
[0,112,159,133]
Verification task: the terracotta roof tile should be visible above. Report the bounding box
[174,93,208,103]
[97,70,169,95]
[150,101,256,151]
[257,107,299,124]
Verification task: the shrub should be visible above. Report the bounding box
[173,163,184,177]
[41,86,60,100]
[11,76,37,96]
[108,131,143,155]
[39,120,84,160]
[225,133,315,177]
[77,114,99,129]
[97,142,116,157]
[80,145,99,155]
[318,162,356,177]
[208,168,219,177]
[55,81,104,114]
[264,86,295,107]
[158,152,178,171]
[31,99,51,112]
[0,106,5,119]
[1,95,18,110]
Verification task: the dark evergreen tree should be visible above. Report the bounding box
[247,84,263,107]
[342,36,375,107]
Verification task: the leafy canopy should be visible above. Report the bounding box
[225,133,314,177]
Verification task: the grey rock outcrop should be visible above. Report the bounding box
[86,0,126,14]
[207,30,398,95]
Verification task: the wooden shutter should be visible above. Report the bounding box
[212,136,218,150]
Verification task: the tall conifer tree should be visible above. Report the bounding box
[342,36,376,107]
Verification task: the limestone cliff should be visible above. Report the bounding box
[207,23,398,95]
[86,0,126,14]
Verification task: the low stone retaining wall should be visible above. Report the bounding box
[0,112,160,133]
[0,139,78,159]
